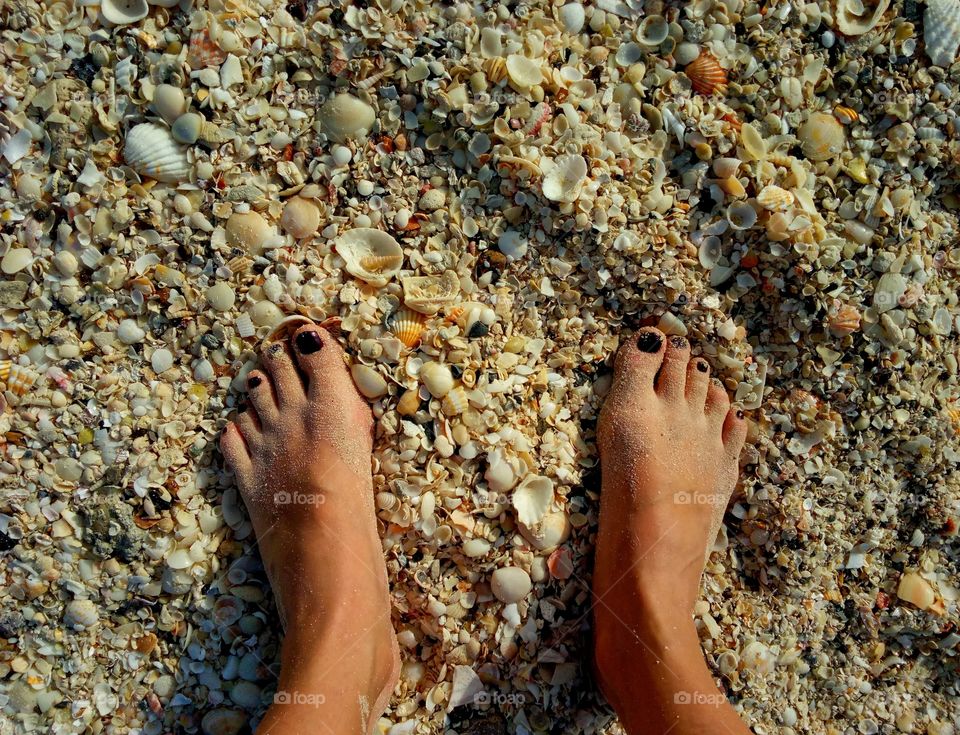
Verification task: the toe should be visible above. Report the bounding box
[261,341,306,407]
[655,335,691,399]
[246,370,279,427]
[290,324,347,399]
[685,357,710,408]
[235,405,262,439]
[612,328,666,393]
[722,408,748,455]
[705,379,730,426]
[220,423,254,484]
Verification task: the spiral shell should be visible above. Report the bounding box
[924,0,960,66]
[335,228,404,286]
[388,307,426,348]
[402,270,460,315]
[0,361,36,396]
[124,123,191,184]
[685,53,728,96]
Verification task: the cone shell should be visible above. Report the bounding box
[0,361,36,396]
[685,53,728,96]
[925,0,960,66]
[389,307,426,348]
[124,123,191,184]
[335,228,404,287]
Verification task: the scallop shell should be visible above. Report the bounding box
[827,302,861,335]
[512,475,554,527]
[124,123,191,184]
[388,307,426,348]
[798,112,846,161]
[542,154,588,203]
[441,385,469,415]
[756,185,795,211]
[505,54,544,90]
[402,270,460,315]
[834,0,890,35]
[685,53,728,96]
[335,228,404,286]
[925,0,960,66]
[102,0,148,25]
[0,361,37,396]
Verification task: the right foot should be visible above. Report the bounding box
[220,323,399,734]
[592,328,747,712]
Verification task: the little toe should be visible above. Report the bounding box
[612,328,666,393]
[722,408,748,455]
[655,335,691,399]
[246,370,279,426]
[705,379,730,427]
[220,423,254,485]
[685,357,711,408]
[290,324,347,399]
[261,341,306,407]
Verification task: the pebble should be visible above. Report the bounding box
[357,180,375,196]
[201,709,247,735]
[117,319,145,344]
[55,457,84,481]
[206,282,236,311]
[64,599,99,629]
[171,113,203,145]
[331,145,353,166]
[228,681,262,709]
[153,84,186,125]
[490,567,532,603]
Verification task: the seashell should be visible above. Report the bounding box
[388,306,426,348]
[726,201,757,230]
[685,53,728,96]
[115,57,138,93]
[235,313,255,338]
[280,197,321,239]
[698,236,722,269]
[319,93,376,143]
[335,228,403,287]
[505,54,544,91]
[833,105,859,125]
[420,361,454,398]
[206,282,236,311]
[124,123,191,184]
[225,211,274,255]
[713,157,741,179]
[101,0,148,25]
[834,0,890,35]
[171,113,203,145]
[542,154,588,203]
[497,230,528,260]
[635,15,669,46]
[519,510,571,553]
[441,385,469,415]
[924,0,960,66]
[798,112,846,162]
[396,388,420,416]
[512,475,554,527]
[401,270,460,315]
[827,302,861,336]
[482,57,508,84]
[0,361,37,396]
[263,315,314,346]
[187,29,227,68]
[153,84,186,125]
[756,185,795,211]
[350,364,388,400]
[897,571,936,609]
[484,448,517,493]
[490,567,532,604]
[558,3,586,34]
[1,248,33,274]
[457,302,498,338]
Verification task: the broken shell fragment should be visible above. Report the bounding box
[0,361,37,396]
[280,197,321,239]
[458,302,498,338]
[897,571,935,609]
[226,211,274,255]
[101,0,149,25]
[335,228,404,287]
[542,154,588,203]
[519,511,571,553]
[319,93,376,143]
[124,123,191,184]
[834,0,891,35]
[505,54,543,91]
[798,112,846,162]
[512,475,554,527]
[726,201,757,230]
[350,364,388,399]
[401,270,460,315]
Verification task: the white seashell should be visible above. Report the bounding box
[335,228,404,286]
[401,270,459,315]
[834,0,890,35]
[542,154,588,203]
[225,211,274,255]
[458,302,498,338]
[559,3,585,33]
[635,15,669,46]
[698,236,722,269]
[101,0,148,25]
[64,599,99,629]
[206,282,236,311]
[1,248,33,274]
[153,84,186,125]
[497,230,528,260]
[490,567,532,603]
[484,449,517,493]
[519,511,571,553]
[925,0,960,66]
[512,475,554,527]
[713,157,742,179]
[462,538,491,558]
[115,57,138,93]
[420,361,454,398]
[756,184,795,211]
[235,313,256,338]
[726,202,757,230]
[319,93,376,143]
[171,113,203,145]
[797,112,846,162]
[506,54,544,90]
[350,364,388,399]
[124,123,191,184]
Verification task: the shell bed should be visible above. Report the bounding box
[1,0,959,734]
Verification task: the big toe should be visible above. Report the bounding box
[612,328,666,394]
[289,324,350,400]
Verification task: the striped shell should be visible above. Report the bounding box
[402,270,460,316]
[335,228,404,286]
[441,385,469,415]
[388,307,426,348]
[234,313,256,338]
[0,361,36,396]
[925,0,960,66]
[482,57,508,84]
[124,123,191,184]
[827,303,861,336]
[756,185,795,211]
[685,53,728,96]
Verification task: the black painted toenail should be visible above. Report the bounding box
[737,410,745,420]
[295,330,323,354]
[636,332,662,353]
[696,360,708,373]
[237,403,247,413]
[248,376,262,389]
[669,336,687,348]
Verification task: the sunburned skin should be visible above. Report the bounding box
[220,323,398,735]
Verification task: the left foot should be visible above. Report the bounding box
[220,323,398,734]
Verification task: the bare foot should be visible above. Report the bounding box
[592,329,748,731]
[220,323,398,735]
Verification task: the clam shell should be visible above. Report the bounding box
[636,15,669,46]
[350,364,388,399]
[124,123,191,184]
[798,112,846,161]
[280,197,321,239]
[726,201,758,230]
[263,315,314,346]
[559,3,586,34]
[834,0,890,35]
[319,93,376,143]
[335,228,404,287]
[505,54,543,90]
[542,154,588,203]
[225,211,275,255]
[0,361,37,396]
[925,0,960,66]
[388,306,426,348]
[101,0,148,25]
[756,185,795,211]
[519,510,571,553]
[153,84,186,125]
[401,270,459,315]
[685,53,728,96]
[512,475,554,527]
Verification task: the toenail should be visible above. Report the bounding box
[636,331,662,353]
[736,410,745,420]
[237,403,247,413]
[295,330,323,354]
[696,359,708,373]
[669,336,687,348]
[248,375,262,389]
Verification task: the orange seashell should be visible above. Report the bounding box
[685,53,728,96]
[547,547,574,580]
[0,361,37,396]
[388,307,426,348]
[186,29,227,69]
[826,302,861,336]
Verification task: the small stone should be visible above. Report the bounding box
[228,680,262,709]
[151,348,174,373]
[490,566,532,603]
[54,457,84,482]
[153,84,186,124]
[117,319,145,344]
[171,113,203,145]
[207,282,236,311]
[201,709,247,735]
[64,599,99,629]
[897,572,935,609]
